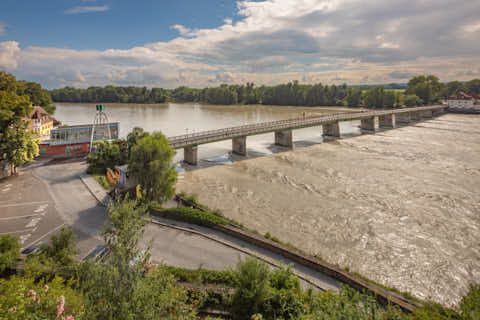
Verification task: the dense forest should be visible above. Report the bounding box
[49,76,480,109]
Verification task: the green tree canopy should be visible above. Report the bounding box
[128,131,177,203]
[0,235,20,273]
[0,72,39,174]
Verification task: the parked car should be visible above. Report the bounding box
[21,244,44,256]
[82,245,109,262]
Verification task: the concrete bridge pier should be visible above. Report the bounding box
[360,116,379,132]
[184,145,198,165]
[322,122,340,138]
[432,109,443,117]
[410,111,422,121]
[274,130,293,148]
[422,110,433,119]
[379,114,396,128]
[396,112,411,125]
[232,136,247,156]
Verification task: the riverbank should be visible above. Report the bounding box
[177,114,480,307]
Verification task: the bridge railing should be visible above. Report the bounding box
[168,105,444,148]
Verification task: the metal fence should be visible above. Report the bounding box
[168,106,445,149]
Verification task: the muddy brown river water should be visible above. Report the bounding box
[177,114,480,307]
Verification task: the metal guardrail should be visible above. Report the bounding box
[167,106,445,149]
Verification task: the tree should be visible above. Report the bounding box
[126,127,147,157]
[465,79,480,94]
[346,88,362,107]
[87,139,128,174]
[0,72,39,174]
[404,94,423,106]
[363,87,385,108]
[231,257,270,320]
[0,235,20,273]
[41,227,79,266]
[128,132,177,204]
[80,197,195,320]
[406,75,443,104]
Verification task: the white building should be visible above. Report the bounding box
[447,92,479,109]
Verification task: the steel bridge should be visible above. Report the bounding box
[168,105,446,165]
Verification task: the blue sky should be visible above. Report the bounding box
[1,0,479,89]
[1,0,239,50]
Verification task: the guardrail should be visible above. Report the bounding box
[167,106,445,149]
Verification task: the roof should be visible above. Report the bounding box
[448,92,479,101]
[29,106,61,126]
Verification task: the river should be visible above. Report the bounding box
[56,103,480,306]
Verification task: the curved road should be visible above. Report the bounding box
[8,159,340,291]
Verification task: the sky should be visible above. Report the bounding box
[1,0,479,89]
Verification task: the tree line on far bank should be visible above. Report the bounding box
[50,76,480,109]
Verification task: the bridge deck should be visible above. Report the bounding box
[168,105,444,149]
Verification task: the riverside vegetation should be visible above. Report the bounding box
[1,198,479,320]
[50,76,480,108]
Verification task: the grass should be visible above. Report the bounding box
[152,207,226,227]
[157,265,236,287]
[92,174,112,191]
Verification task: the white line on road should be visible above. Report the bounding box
[20,223,66,251]
[0,213,44,221]
[0,201,50,208]
[0,228,34,235]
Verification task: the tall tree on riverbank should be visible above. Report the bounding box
[128,131,177,204]
[0,72,39,174]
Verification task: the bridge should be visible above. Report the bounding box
[168,105,446,165]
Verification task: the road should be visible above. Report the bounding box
[0,159,341,291]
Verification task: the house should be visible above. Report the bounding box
[27,106,59,137]
[447,92,478,109]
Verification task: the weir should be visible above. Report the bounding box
[168,105,446,165]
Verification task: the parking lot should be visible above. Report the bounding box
[0,162,104,257]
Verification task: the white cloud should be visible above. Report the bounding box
[463,21,480,33]
[0,41,20,70]
[3,0,480,88]
[65,5,110,14]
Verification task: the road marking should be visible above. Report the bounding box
[25,217,42,229]
[0,213,44,221]
[34,204,49,213]
[20,223,66,251]
[20,234,32,245]
[0,228,34,235]
[2,187,11,192]
[0,201,50,208]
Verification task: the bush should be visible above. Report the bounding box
[404,94,424,106]
[154,207,226,227]
[158,265,236,287]
[87,139,128,174]
[0,235,19,273]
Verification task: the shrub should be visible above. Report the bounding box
[154,207,226,227]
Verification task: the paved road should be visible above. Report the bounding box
[1,159,340,291]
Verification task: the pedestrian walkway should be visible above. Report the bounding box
[79,173,110,206]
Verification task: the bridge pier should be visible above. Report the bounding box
[232,136,247,156]
[422,110,433,119]
[274,130,293,148]
[432,109,443,117]
[379,114,396,128]
[360,116,379,132]
[410,111,422,121]
[322,122,340,138]
[396,112,411,124]
[184,145,198,165]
